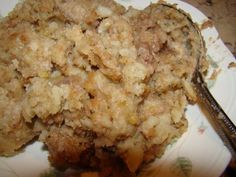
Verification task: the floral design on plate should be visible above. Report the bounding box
[198,121,208,135]
[171,157,192,177]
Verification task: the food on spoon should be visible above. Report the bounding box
[0,0,208,175]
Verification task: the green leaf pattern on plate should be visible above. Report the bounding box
[206,79,216,89]
[40,169,59,177]
[205,54,220,89]
[171,157,192,177]
[207,55,219,69]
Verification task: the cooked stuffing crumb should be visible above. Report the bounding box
[0,0,208,176]
[228,62,236,69]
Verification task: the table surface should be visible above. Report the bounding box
[184,0,236,57]
[183,1,236,176]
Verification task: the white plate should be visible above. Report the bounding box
[0,0,236,177]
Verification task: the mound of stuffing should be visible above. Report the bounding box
[0,0,208,176]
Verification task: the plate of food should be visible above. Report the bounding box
[0,0,236,177]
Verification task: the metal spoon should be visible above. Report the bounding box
[181,7,236,160]
[183,7,236,160]
[161,3,236,160]
[192,57,236,160]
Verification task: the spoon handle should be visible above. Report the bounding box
[192,70,236,160]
